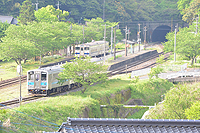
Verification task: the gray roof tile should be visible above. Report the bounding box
[56,118,200,133]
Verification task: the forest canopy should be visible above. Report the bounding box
[0,0,181,23]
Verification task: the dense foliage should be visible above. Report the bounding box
[0,22,10,42]
[164,22,200,65]
[177,0,200,23]
[144,83,200,119]
[58,57,108,94]
[17,0,35,24]
[0,0,180,22]
[0,16,122,65]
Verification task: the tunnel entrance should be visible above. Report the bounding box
[152,25,171,42]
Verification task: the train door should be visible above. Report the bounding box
[27,71,34,90]
[80,45,84,57]
[35,71,41,90]
[75,46,80,57]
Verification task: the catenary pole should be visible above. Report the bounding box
[103,0,105,21]
[32,0,39,11]
[138,24,141,52]
[174,24,178,62]
[114,27,116,60]
[144,26,147,49]
[125,26,127,56]
[104,24,106,64]
[111,27,113,55]
[83,25,85,44]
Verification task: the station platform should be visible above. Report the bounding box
[107,50,158,71]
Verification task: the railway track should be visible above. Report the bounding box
[0,56,75,89]
[0,96,41,107]
[0,51,170,108]
[0,76,27,89]
[108,52,171,76]
[0,51,125,89]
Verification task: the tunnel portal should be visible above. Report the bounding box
[152,25,171,42]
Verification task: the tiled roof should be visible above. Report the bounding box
[0,15,17,24]
[57,118,200,133]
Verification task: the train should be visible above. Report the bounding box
[75,40,109,57]
[27,65,76,96]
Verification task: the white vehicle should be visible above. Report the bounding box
[75,40,109,57]
[27,65,75,96]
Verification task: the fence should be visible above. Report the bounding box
[161,63,187,72]
[131,68,151,78]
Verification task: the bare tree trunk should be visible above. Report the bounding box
[13,59,19,65]
[81,87,87,94]
[23,58,27,64]
[191,58,194,66]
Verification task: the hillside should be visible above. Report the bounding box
[0,0,180,22]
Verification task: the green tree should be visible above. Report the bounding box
[185,101,200,120]
[0,24,36,65]
[0,22,10,42]
[58,57,108,94]
[145,83,200,119]
[148,67,163,79]
[45,21,72,55]
[18,0,36,25]
[0,21,72,64]
[156,54,165,65]
[84,17,122,42]
[181,0,200,23]
[34,5,69,22]
[164,23,200,65]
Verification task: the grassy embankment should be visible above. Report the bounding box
[0,75,173,132]
[0,55,65,80]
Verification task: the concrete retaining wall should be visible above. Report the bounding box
[108,50,158,71]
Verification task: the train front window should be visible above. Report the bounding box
[28,71,34,80]
[81,47,83,51]
[41,72,47,81]
[75,47,80,50]
[84,47,89,50]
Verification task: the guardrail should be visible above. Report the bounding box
[167,72,200,79]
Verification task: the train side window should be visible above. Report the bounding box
[28,72,34,80]
[41,72,47,81]
[81,48,83,51]
[36,74,40,81]
[84,47,89,50]
[75,47,80,50]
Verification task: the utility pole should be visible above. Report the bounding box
[56,1,60,9]
[103,0,105,21]
[196,15,199,34]
[128,28,130,40]
[171,18,173,32]
[83,25,85,44]
[32,0,39,11]
[56,1,60,20]
[110,27,113,55]
[138,24,141,52]
[104,24,107,64]
[114,27,116,60]
[124,26,128,56]
[144,26,147,49]
[70,24,72,56]
[174,24,178,62]
[17,63,22,106]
